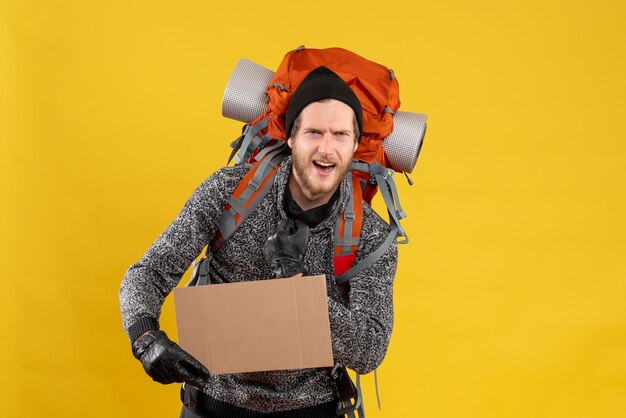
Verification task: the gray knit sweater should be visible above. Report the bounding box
[119,157,398,413]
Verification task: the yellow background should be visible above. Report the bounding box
[2,0,625,417]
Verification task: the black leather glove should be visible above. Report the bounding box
[263,218,310,278]
[132,330,210,390]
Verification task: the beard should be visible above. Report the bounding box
[290,151,352,205]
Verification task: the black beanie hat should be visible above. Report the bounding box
[285,66,363,140]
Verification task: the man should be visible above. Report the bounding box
[120,66,398,417]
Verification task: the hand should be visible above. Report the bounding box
[132,330,210,389]
[263,218,310,278]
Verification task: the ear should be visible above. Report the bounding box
[352,138,358,154]
[287,137,294,149]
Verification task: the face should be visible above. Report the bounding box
[287,99,359,211]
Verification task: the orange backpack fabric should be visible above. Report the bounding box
[249,47,402,181]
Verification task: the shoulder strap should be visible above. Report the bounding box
[210,144,288,252]
[333,169,363,279]
[203,153,407,287]
[334,161,408,285]
[229,118,274,165]
[186,145,287,288]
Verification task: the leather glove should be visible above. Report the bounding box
[263,218,310,278]
[132,330,210,389]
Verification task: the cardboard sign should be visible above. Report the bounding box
[173,275,333,375]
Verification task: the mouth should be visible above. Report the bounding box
[313,160,336,175]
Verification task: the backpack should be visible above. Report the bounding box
[221,46,417,284]
[189,46,427,417]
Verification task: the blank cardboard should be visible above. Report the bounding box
[173,275,333,375]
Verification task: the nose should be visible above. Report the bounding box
[317,133,334,156]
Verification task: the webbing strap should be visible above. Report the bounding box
[333,364,362,417]
[213,146,288,250]
[227,196,246,216]
[254,143,287,181]
[238,145,286,208]
[233,118,268,164]
[341,213,355,256]
[364,161,408,241]
[345,372,380,417]
[218,207,238,245]
[343,375,363,418]
[341,402,356,418]
[336,237,360,247]
[374,169,408,244]
[382,165,407,219]
[254,139,285,161]
[335,161,408,285]
[343,402,358,418]
[227,131,245,165]
[335,170,357,256]
[355,374,366,417]
[228,142,288,215]
[335,222,398,285]
[350,161,371,173]
[374,369,381,411]
[185,253,213,287]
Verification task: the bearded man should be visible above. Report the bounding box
[120,66,398,417]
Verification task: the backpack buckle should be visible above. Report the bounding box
[249,178,260,191]
[330,364,361,416]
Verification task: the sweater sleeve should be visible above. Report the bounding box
[326,205,398,374]
[119,169,239,342]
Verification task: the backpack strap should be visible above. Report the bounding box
[334,161,408,286]
[370,162,408,244]
[186,252,213,287]
[331,366,381,418]
[210,143,288,252]
[210,154,408,288]
[229,118,273,165]
[333,169,363,279]
[331,363,365,418]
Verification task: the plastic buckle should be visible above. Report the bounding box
[273,82,289,92]
[369,162,392,182]
[249,178,260,191]
[331,365,360,416]
[396,230,409,244]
